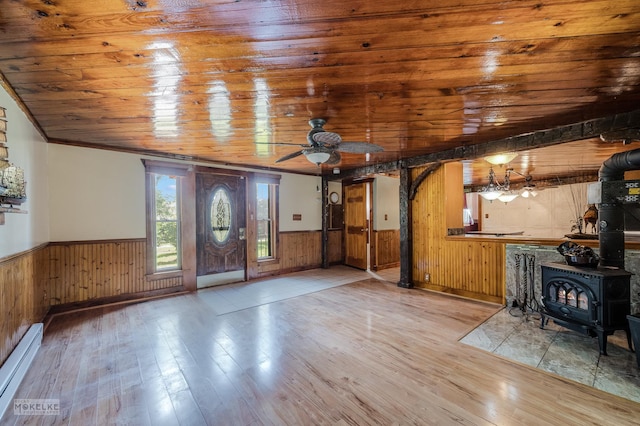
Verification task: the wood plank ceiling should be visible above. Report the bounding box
[1,0,640,186]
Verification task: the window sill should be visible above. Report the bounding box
[146,269,183,281]
[258,258,279,266]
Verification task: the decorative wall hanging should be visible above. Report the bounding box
[0,106,28,225]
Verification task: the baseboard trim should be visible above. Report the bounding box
[0,323,43,418]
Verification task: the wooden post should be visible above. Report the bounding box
[398,161,413,288]
[321,175,329,269]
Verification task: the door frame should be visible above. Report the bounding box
[342,178,374,270]
[195,166,249,287]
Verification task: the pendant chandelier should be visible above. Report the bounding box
[478,152,533,203]
[478,166,517,202]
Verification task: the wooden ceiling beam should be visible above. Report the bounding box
[331,109,640,181]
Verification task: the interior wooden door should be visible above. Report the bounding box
[196,171,246,277]
[344,182,368,270]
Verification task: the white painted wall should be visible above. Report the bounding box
[279,174,324,231]
[48,144,324,239]
[480,182,593,237]
[0,89,49,258]
[48,144,147,241]
[373,175,400,230]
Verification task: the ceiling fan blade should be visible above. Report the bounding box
[336,142,384,153]
[326,151,341,165]
[312,131,342,146]
[275,150,305,163]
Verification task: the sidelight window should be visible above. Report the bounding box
[143,160,189,275]
[152,174,181,270]
[256,182,277,259]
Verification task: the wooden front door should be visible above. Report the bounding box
[196,171,246,277]
[344,182,368,270]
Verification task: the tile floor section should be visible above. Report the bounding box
[461,307,640,403]
[198,266,399,315]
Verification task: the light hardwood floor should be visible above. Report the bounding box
[3,276,640,425]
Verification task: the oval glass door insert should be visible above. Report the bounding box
[211,187,231,243]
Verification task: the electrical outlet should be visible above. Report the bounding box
[424,273,430,282]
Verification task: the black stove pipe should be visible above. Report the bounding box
[598,148,640,268]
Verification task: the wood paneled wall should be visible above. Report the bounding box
[279,231,323,273]
[411,164,505,304]
[373,230,400,270]
[250,230,342,278]
[327,229,343,265]
[0,246,49,366]
[48,239,183,307]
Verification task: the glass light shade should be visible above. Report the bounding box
[304,151,331,165]
[479,190,503,201]
[498,192,519,203]
[484,152,518,165]
[521,188,538,198]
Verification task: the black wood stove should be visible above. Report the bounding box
[540,262,632,355]
[540,148,640,356]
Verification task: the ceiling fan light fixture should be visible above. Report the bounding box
[484,152,518,165]
[304,150,331,165]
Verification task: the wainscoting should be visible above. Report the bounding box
[256,230,342,277]
[48,239,183,307]
[372,229,400,270]
[0,246,49,366]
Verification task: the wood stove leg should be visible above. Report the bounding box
[596,330,608,356]
[539,313,548,329]
[624,326,634,353]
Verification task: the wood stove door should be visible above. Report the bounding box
[543,277,596,325]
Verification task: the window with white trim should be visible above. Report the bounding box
[143,160,189,275]
[153,174,181,270]
[256,182,277,259]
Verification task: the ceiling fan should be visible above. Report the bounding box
[273,118,384,166]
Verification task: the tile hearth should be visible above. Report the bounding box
[460,308,640,403]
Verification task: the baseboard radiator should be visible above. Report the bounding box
[0,324,43,418]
